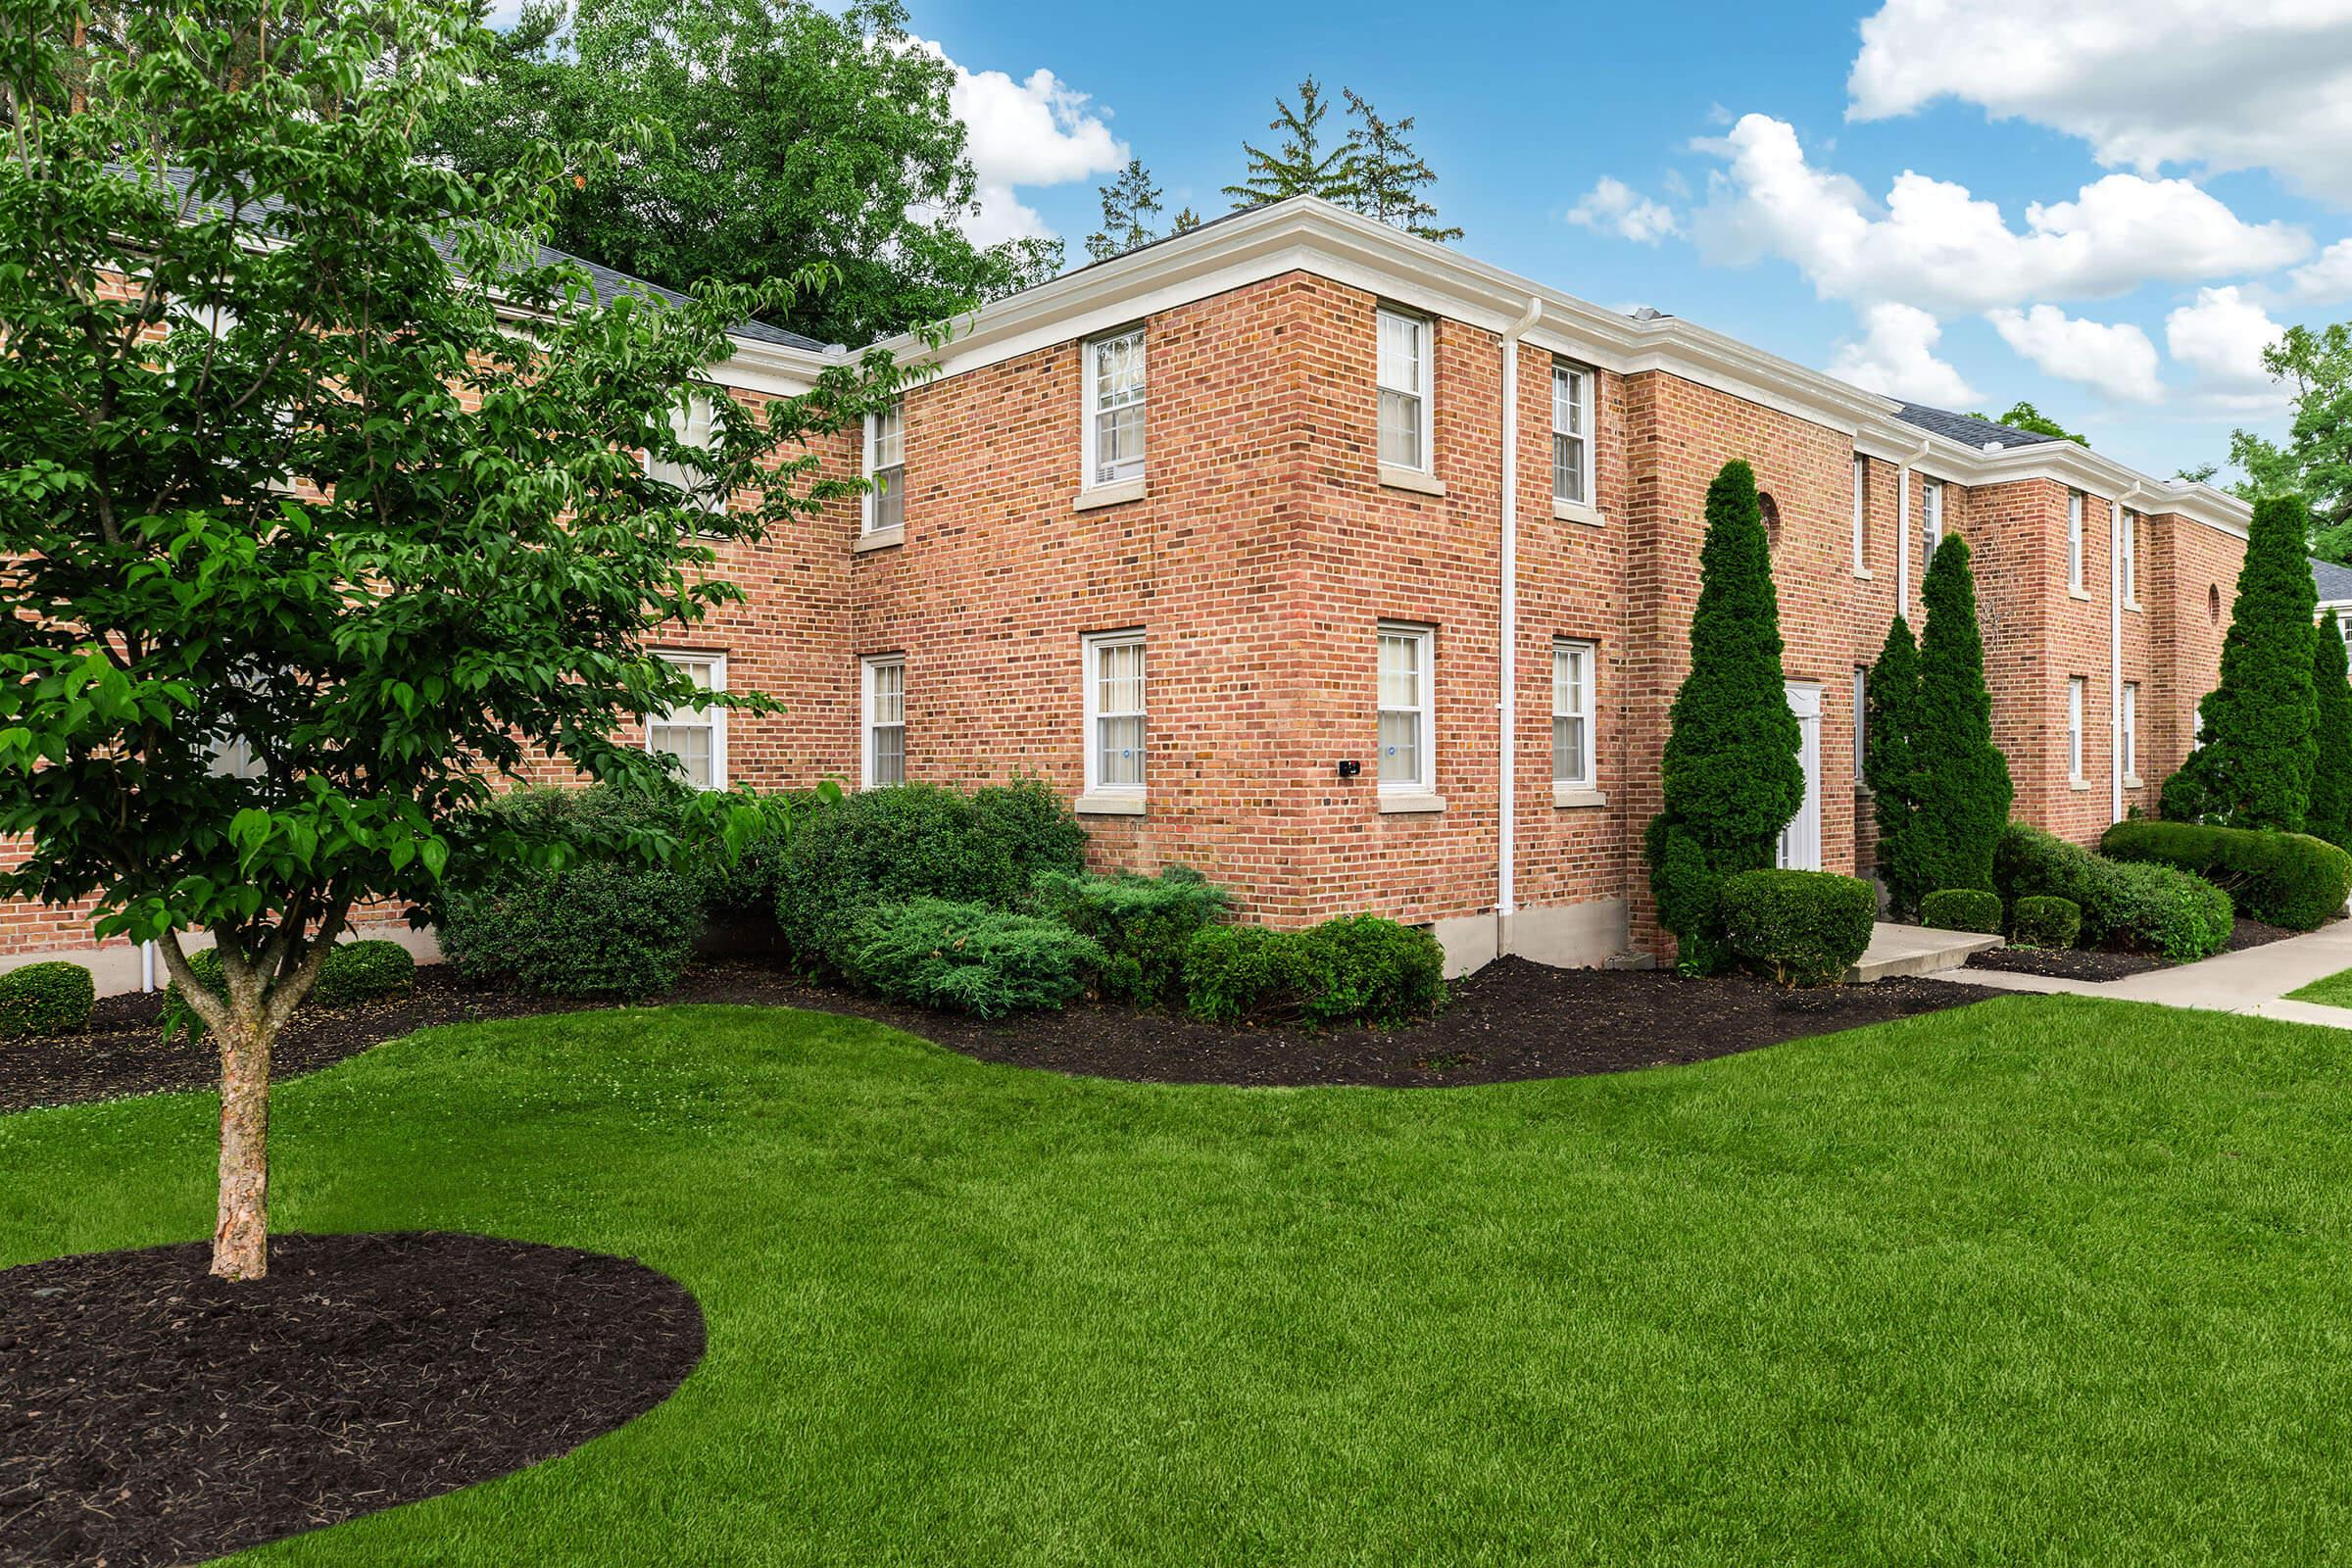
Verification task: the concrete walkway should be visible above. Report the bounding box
[1852,922,2001,981]
[1933,919,2352,1028]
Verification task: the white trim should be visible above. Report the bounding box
[1379,464,1446,497]
[2121,679,2139,788]
[1376,306,1435,473]
[861,400,905,536]
[2110,498,2126,823]
[2067,675,2086,787]
[647,651,726,790]
[2067,490,2086,593]
[1073,475,1147,511]
[860,654,906,790]
[1550,360,1594,509]
[1080,326,1147,493]
[1376,620,1437,796]
[1081,628,1147,803]
[1851,454,1870,576]
[1550,638,1596,792]
[1853,664,1869,785]
[1922,475,1944,568]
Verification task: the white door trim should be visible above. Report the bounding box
[1779,680,1823,872]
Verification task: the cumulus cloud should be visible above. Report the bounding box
[1690,114,2309,314]
[908,39,1126,247]
[2287,238,2352,304]
[1985,306,2164,404]
[1828,302,1979,406]
[1848,0,2352,205]
[1567,177,1680,243]
[2166,286,2290,410]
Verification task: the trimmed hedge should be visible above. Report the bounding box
[1183,915,1446,1029]
[2100,819,2352,932]
[2010,896,2082,950]
[1718,869,1876,988]
[1030,864,1229,1008]
[1995,821,2233,961]
[840,898,1102,1018]
[1993,821,2098,912]
[442,859,704,999]
[313,939,416,1007]
[1921,888,2003,935]
[0,960,94,1040]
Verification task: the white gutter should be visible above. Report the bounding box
[1496,294,1544,959]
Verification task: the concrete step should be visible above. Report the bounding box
[1849,922,2002,983]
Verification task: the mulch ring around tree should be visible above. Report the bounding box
[0,1231,705,1568]
[1964,915,2299,983]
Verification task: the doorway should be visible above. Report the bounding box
[1778,681,1822,872]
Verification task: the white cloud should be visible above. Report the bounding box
[2165,286,2289,409]
[1691,114,2309,314]
[1828,302,1979,406]
[1986,306,2164,403]
[2287,239,2352,303]
[1567,177,1680,243]
[1848,0,2352,205]
[908,40,1126,247]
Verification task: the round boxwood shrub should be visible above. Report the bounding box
[0,960,95,1040]
[442,859,704,999]
[312,939,416,1007]
[1030,864,1230,1008]
[1182,916,1446,1029]
[2010,895,2082,951]
[2100,819,2351,932]
[2094,860,2232,963]
[1920,888,2003,935]
[1718,869,1876,988]
[839,898,1102,1018]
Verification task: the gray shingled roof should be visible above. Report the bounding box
[1891,403,2065,450]
[2313,558,2352,604]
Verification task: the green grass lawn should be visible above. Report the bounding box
[2286,965,2352,1008]
[4,994,2350,1566]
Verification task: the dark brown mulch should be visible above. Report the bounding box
[0,1231,704,1568]
[1965,914,2302,984]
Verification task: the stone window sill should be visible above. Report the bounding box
[1074,792,1146,816]
[1074,477,1147,513]
[1551,497,1605,527]
[1378,791,1446,813]
[2124,774,2145,790]
[2125,599,2144,613]
[853,524,905,554]
[2070,778,2091,792]
[2068,587,2093,602]
[1379,465,1446,498]
[1853,565,1875,580]
[1552,784,1607,808]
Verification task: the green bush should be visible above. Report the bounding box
[2100,819,2352,932]
[2096,860,2233,963]
[0,960,94,1040]
[1718,869,1876,988]
[1182,916,1446,1029]
[971,775,1090,898]
[2312,610,2352,852]
[1030,864,1229,1007]
[442,859,703,999]
[773,784,1024,970]
[313,939,416,1007]
[2010,896,2082,950]
[1864,615,1926,916]
[839,898,1102,1018]
[1909,535,2013,895]
[1920,888,2003,934]
[158,948,226,1045]
[1994,821,2098,912]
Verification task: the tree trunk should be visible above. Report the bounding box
[213,1018,273,1280]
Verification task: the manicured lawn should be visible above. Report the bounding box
[2286,965,2352,1008]
[4,995,2349,1565]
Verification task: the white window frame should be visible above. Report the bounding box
[2068,491,2086,592]
[646,393,724,516]
[1376,308,1434,473]
[1081,327,1147,490]
[1377,620,1437,796]
[2122,680,2139,783]
[1551,363,1592,507]
[862,400,905,535]
[1853,665,1869,784]
[1852,455,1870,574]
[1922,477,1944,564]
[1081,629,1147,801]
[647,651,726,790]
[861,655,906,789]
[1551,638,1595,791]
[2067,676,2085,785]
[2120,508,2138,606]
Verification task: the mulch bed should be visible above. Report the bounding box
[1964,915,2300,984]
[0,1231,705,1568]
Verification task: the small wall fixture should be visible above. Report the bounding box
[1336,759,1362,779]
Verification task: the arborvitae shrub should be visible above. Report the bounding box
[1920,888,2003,934]
[2010,896,2082,950]
[840,899,1102,1018]
[2100,819,2352,931]
[1865,615,1925,914]
[0,960,95,1040]
[1718,869,1876,988]
[1909,535,2012,894]
[2308,611,2352,852]
[1030,865,1230,1008]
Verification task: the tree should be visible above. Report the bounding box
[1864,615,1925,915]
[2163,495,2321,829]
[1171,207,1202,235]
[1644,461,1804,972]
[1224,75,1360,209]
[1908,536,2013,895]
[0,0,897,1278]
[1084,159,1163,264]
[2309,612,2352,852]
[1338,88,1460,243]
[421,0,1057,347]
[1968,401,2086,446]
[2223,325,2352,555]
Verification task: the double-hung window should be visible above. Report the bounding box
[1552,640,1594,791]
[1377,622,1436,794]
[2120,508,2138,605]
[2067,676,2086,784]
[1085,329,1147,488]
[1853,666,1870,783]
[1852,456,1870,573]
[649,652,725,790]
[2122,681,2139,781]
[1376,309,1432,471]
[862,656,906,788]
[1552,365,1592,507]
[863,401,905,534]
[647,395,723,517]
[1083,631,1147,799]
[2068,492,2086,592]
[1923,477,1944,564]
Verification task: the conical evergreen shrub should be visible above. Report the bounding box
[1645,459,1805,972]
[1864,614,1925,915]
[2309,610,2352,851]
[2161,494,2319,829]
[1908,534,2012,894]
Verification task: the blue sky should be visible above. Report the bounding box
[887,0,2352,482]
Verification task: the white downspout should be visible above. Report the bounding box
[1496,295,1544,961]
[2113,488,2149,825]
[1894,437,1930,615]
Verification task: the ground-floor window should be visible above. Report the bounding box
[1852,665,1868,783]
[1552,639,1594,789]
[1084,630,1147,798]
[1378,621,1436,793]
[649,651,725,789]
[2122,681,2138,780]
[862,655,906,788]
[2067,676,2085,784]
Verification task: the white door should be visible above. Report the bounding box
[1778,681,1822,871]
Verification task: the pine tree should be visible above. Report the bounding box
[2306,611,2352,850]
[1084,159,1164,263]
[1223,76,1360,209]
[1864,615,1925,915]
[1908,535,2013,894]
[1340,87,1461,243]
[2160,493,2321,829]
[1644,460,1805,972]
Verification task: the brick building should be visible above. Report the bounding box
[10,196,2266,985]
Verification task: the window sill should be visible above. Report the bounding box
[1075,792,1147,816]
[1853,565,1875,581]
[1551,497,1605,527]
[2068,587,2093,602]
[1074,477,1147,513]
[1378,791,1446,814]
[853,524,905,554]
[2070,778,2090,792]
[2125,599,2144,613]
[2124,774,2144,790]
[1379,465,1446,498]
[1551,784,1607,808]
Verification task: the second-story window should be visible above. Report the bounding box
[2068,491,2086,591]
[1552,364,1592,506]
[863,400,905,534]
[647,395,723,516]
[1923,477,1944,566]
[1376,308,1432,471]
[2120,508,2138,604]
[1085,328,1147,488]
[1852,456,1870,573]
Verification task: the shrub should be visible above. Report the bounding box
[2010,896,2082,950]
[1994,821,2098,911]
[312,939,416,1007]
[2100,819,2352,931]
[1920,888,2003,934]
[971,775,1089,898]
[1030,864,1230,1007]
[772,784,1018,970]
[442,860,704,999]
[158,948,226,1045]
[1718,869,1876,987]
[1864,615,1925,915]
[839,898,1102,1018]
[2096,860,2232,963]
[2310,610,2352,852]
[1182,916,1446,1029]
[1909,535,2012,895]
[0,960,95,1040]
